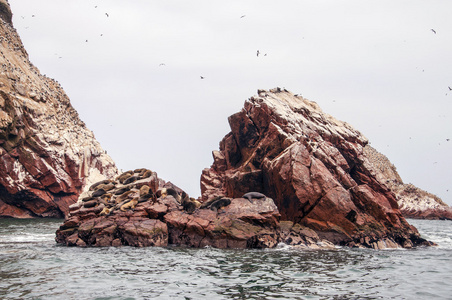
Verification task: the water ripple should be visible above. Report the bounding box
[0,219,451,299]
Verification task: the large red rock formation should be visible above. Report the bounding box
[201,88,432,248]
[0,1,118,218]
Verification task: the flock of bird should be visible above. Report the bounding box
[20,10,449,93]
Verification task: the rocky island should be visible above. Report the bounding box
[0,1,448,249]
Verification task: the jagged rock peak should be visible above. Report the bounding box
[201,88,432,248]
[0,3,118,218]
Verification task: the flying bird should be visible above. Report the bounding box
[159,63,166,66]
[431,29,436,34]
[105,13,109,17]
[240,15,246,18]
[448,86,451,91]
[200,76,205,79]
[257,50,260,57]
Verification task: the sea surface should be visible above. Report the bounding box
[0,219,451,300]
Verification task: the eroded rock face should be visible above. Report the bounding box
[364,145,452,220]
[201,88,432,248]
[56,169,283,249]
[0,2,118,218]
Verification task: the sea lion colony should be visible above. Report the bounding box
[68,168,268,218]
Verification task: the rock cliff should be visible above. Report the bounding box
[0,1,118,218]
[364,145,452,220]
[201,88,432,248]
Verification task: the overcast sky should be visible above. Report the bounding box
[8,0,452,205]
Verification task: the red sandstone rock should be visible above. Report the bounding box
[164,197,280,248]
[200,88,432,248]
[0,2,118,218]
[56,169,282,249]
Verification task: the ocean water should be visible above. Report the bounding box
[0,219,451,300]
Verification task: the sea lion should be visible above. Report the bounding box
[242,192,266,202]
[180,193,202,214]
[191,198,202,208]
[200,196,223,209]
[114,190,135,204]
[100,193,113,202]
[123,176,139,185]
[99,206,112,216]
[134,168,147,174]
[115,186,131,195]
[92,189,107,197]
[83,200,98,208]
[141,169,153,178]
[183,200,197,214]
[209,198,231,212]
[138,193,154,203]
[89,179,110,191]
[100,183,116,192]
[120,198,138,211]
[117,172,133,184]
[139,185,150,196]
[81,196,95,202]
[159,188,181,204]
[98,198,110,207]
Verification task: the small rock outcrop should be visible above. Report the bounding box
[56,169,286,249]
[201,88,432,249]
[0,1,118,218]
[364,145,452,220]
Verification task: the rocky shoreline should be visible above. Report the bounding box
[57,167,421,249]
[56,168,341,249]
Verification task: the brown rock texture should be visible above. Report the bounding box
[56,169,286,249]
[364,145,452,220]
[201,88,433,248]
[0,1,118,218]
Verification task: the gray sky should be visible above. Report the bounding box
[8,0,452,205]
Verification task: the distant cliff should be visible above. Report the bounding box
[201,88,431,248]
[0,1,118,218]
[363,145,452,220]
